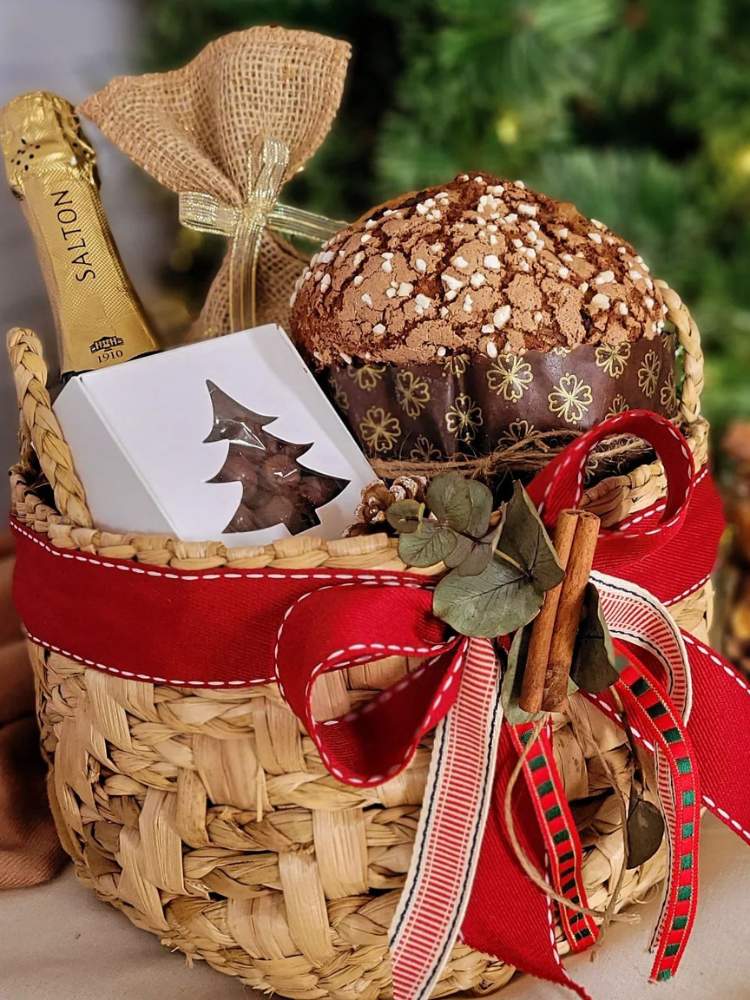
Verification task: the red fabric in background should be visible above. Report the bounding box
[0,536,65,889]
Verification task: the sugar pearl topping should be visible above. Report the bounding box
[290,172,665,366]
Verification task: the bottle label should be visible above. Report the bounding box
[24,170,156,375]
[48,187,97,283]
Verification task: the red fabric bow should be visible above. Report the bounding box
[11,411,750,999]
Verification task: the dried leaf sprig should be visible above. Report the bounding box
[388,471,624,724]
[389,470,661,868]
[388,472,563,638]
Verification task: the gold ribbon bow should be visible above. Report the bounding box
[179,137,344,331]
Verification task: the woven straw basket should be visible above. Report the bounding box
[8,278,711,998]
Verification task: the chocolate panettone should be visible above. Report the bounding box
[290,173,676,464]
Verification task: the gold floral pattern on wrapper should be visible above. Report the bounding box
[486,354,534,402]
[396,371,431,418]
[445,394,483,444]
[606,394,630,418]
[439,353,470,377]
[497,419,536,448]
[349,363,387,391]
[409,435,443,462]
[359,406,402,454]
[323,336,676,462]
[547,373,594,425]
[660,371,677,413]
[595,341,632,379]
[331,381,350,412]
[638,350,662,399]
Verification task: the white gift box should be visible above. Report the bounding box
[53,324,376,545]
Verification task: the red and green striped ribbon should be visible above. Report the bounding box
[613,662,700,982]
[510,722,600,952]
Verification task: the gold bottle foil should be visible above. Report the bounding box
[1,91,158,378]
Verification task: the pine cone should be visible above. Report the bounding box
[350,476,428,534]
[390,475,428,504]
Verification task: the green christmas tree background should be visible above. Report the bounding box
[142,0,750,441]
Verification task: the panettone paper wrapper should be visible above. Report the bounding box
[325,334,676,462]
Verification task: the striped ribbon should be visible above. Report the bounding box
[389,569,703,995]
[592,570,694,976]
[510,721,600,951]
[389,637,503,1000]
[615,663,700,981]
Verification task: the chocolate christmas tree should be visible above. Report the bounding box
[204,380,349,535]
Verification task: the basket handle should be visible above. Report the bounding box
[7,327,93,528]
[655,279,704,427]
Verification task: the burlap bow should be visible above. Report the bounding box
[79,26,350,336]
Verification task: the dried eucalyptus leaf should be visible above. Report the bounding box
[398,522,459,567]
[427,472,491,536]
[626,794,665,869]
[454,540,493,577]
[501,626,543,725]
[570,583,620,693]
[443,533,475,568]
[465,478,493,538]
[497,482,563,592]
[433,555,544,638]
[386,499,423,534]
[426,472,472,530]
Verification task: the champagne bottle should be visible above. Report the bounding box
[0,91,159,380]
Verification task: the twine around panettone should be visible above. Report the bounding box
[7,279,712,997]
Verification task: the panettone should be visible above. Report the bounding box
[290,173,677,465]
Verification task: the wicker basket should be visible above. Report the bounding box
[8,278,711,998]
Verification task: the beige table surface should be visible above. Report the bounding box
[0,812,747,1000]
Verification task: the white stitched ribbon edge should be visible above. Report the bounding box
[389,636,503,1000]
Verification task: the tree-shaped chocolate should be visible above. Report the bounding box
[204,380,349,535]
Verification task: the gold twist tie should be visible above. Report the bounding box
[179,137,344,331]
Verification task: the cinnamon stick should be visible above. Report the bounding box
[543,511,600,710]
[519,510,579,713]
